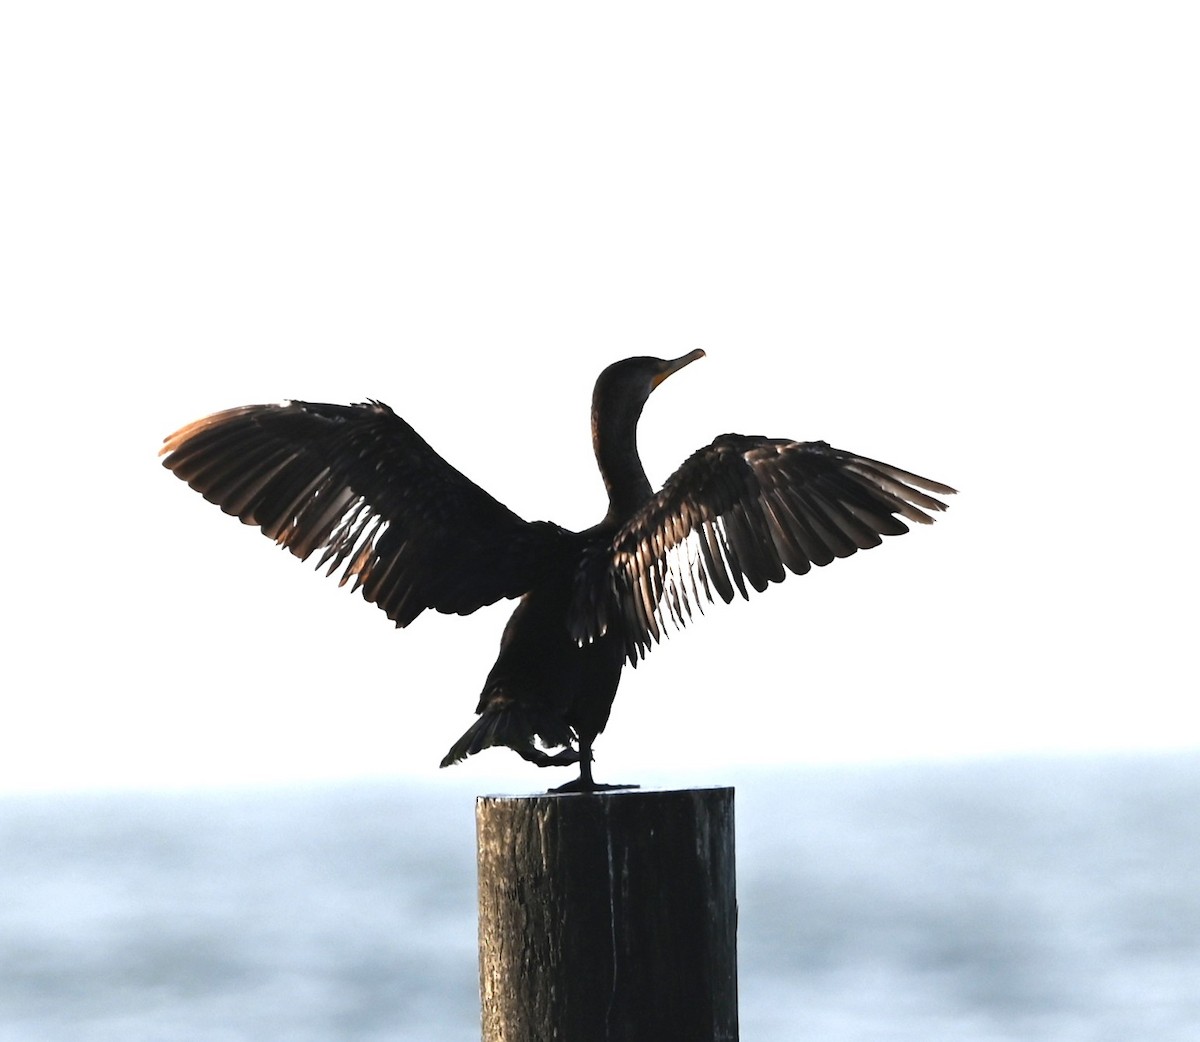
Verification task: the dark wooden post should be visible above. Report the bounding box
[476,786,737,1042]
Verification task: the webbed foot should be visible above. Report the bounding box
[547,740,638,793]
[522,746,581,768]
[549,778,640,794]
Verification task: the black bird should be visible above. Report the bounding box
[161,351,954,791]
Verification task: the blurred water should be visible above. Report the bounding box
[2,755,1197,1041]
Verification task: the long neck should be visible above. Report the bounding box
[593,392,653,524]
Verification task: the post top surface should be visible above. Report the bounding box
[476,785,734,805]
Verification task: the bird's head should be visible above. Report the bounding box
[592,349,706,421]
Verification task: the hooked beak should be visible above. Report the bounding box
[652,348,706,388]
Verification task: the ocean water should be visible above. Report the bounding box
[2,755,1197,1041]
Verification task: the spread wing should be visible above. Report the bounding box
[573,434,955,661]
[161,400,570,626]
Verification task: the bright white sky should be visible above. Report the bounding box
[2,4,1196,794]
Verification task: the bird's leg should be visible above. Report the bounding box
[548,738,639,794]
[520,743,580,768]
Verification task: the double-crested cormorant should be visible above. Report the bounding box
[161,351,954,790]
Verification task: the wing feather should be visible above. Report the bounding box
[573,434,954,660]
[162,400,570,626]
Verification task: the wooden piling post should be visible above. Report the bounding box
[476,786,737,1042]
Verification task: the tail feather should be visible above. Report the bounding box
[439,705,577,769]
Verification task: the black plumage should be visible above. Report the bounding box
[161,351,954,790]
